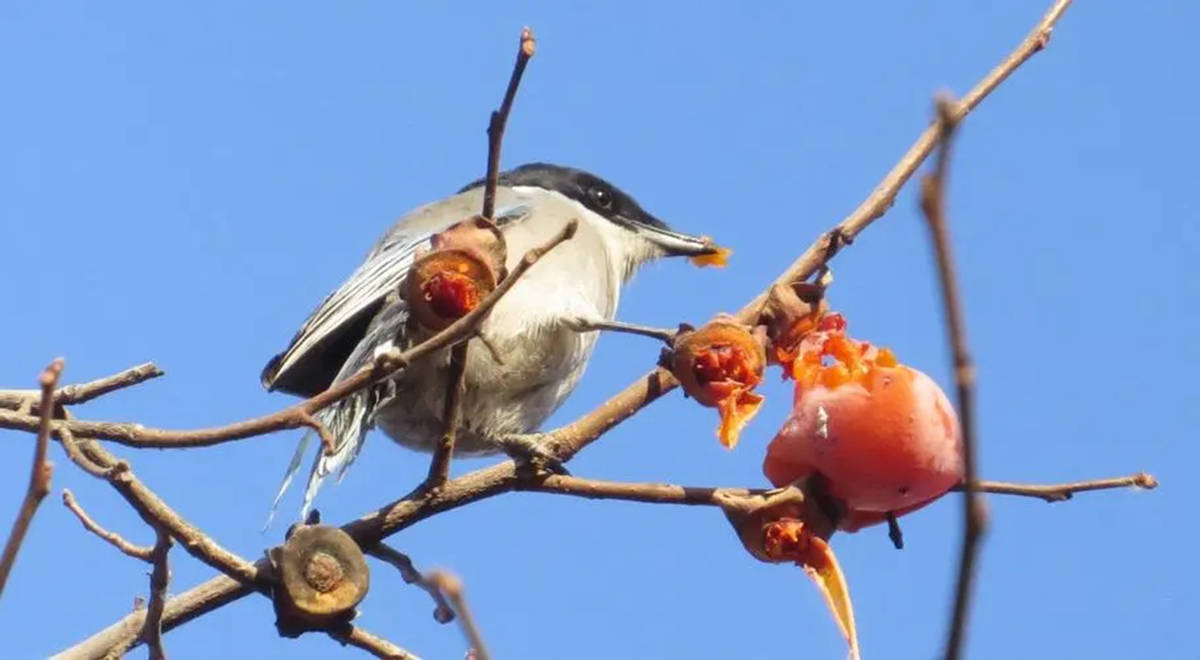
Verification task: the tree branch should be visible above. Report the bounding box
[0,221,579,452]
[144,529,172,660]
[329,624,421,660]
[62,489,154,560]
[427,571,488,660]
[521,474,764,506]
[538,0,1078,466]
[0,362,163,411]
[425,345,467,489]
[567,318,678,344]
[919,93,983,660]
[428,26,538,489]
[367,544,455,624]
[481,27,536,220]
[54,1,1080,654]
[61,432,261,586]
[966,473,1157,502]
[0,359,62,598]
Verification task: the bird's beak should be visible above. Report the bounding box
[629,219,719,257]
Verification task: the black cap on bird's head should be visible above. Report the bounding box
[460,162,717,257]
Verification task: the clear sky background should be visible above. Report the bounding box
[1,2,1194,658]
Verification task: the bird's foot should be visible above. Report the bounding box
[493,433,570,476]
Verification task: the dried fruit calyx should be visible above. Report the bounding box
[403,216,507,331]
[670,318,765,448]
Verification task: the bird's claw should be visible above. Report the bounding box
[495,433,570,476]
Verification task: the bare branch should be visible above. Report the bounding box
[0,362,163,411]
[58,428,112,479]
[0,358,63,598]
[428,26,539,489]
[428,571,488,660]
[329,624,421,660]
[368,544,455,624]
[522,474,765,506]
[425,345,467,489]
[72,437,261,586]
[536,0,1079,467]
[56,363,164,406]
[144,529,172,660]
[59,458,1150,658]
[297,410,337,457]
[62,489,153,560]
[0,220,579,452]
[966,473,1157,502]
[481,27,536,220]
[740,0,1075,319]
[567,318,678,344]
[58,2,1081,653]
[920,93,984,660]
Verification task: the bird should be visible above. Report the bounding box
[261,162,718,521]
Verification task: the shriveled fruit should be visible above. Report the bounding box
[671,319,765,448]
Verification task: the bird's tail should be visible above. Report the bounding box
[263,392,372,529]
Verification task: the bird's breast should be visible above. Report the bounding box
[374,193,621,454]
[374,284,603,455]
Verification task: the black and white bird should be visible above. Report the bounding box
[262,163,717,519]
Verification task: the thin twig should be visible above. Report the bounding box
[329,624,421,660]
[428,571,489,660]
[523,474,764,506]
[920,94,984,660]
[540,0,1078,465]
[62,489,153,560]
[56,363,164,406]
[57,462,1148,658]
[0,359,63,598]
[61,489,172,660]
[568,318,678,344]
[741,0,1075,320]
[144,529,172,660]
[58,428,112,479]
[481,27,536,220]
[0,221,579,451]
[964,473,1157,502]
[427,25,538,489]
[298,411,337,456]
[68,433,261,586]
[0,362,163,411]
[367,544,455,624]
[472,331,505,365]
[425,345,467,489]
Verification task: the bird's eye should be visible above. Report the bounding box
[588,186,613,210]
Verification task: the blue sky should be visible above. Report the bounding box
[1,2,1194,658]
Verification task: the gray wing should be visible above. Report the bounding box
[262,190,496,396]
[260,225,431,397]
[261,192,536,397]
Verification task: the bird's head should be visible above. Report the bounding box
[472,163,718,279]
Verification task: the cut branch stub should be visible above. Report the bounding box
[403,216,507,332]
[669,317,766,449]
[271,525,369,636]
